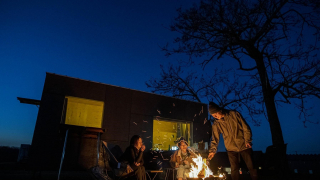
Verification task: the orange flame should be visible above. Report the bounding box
[188,154,213,179]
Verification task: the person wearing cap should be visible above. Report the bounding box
[208,102,258,180]
[170,137,196,180]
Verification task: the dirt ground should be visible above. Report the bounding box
[0,162,95,180]
[0,170,96,180]
[1,162,319,180]
[1,171,320,180]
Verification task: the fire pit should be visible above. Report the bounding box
[187,152,226,180]
[187,176,226,180]
[187,173,226,180]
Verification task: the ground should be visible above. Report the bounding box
[1,162,319,180]
[0,162,95,180]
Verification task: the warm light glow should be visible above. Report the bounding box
[152,120,191,150]
[171,146,178,150]
[64,96,104,128]
[188,153,213,179]
[219,174,223,178]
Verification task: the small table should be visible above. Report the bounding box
[146,170,164,180]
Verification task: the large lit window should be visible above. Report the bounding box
[153,118,192,151]
[63,96,104,128]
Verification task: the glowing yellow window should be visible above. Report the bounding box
[153,118,192,151]
[64,96,104,128]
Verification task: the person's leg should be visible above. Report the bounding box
[227,151,240,180]
[134,166,146,180]
[176,165,184,180]
[182,165,190,180]
[240,149,258,180]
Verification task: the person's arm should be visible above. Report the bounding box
[131,147,143,165]
[187,150,197,164]
[139,151,144,166]
[209,123,220,153]
[129,147,144,167]
[135,150,144,163]
[208,123,220,159]
[129,148,136,167]
[170,151,179,168]
[236,111,252,146]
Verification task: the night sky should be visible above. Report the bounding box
[0,0,319,154]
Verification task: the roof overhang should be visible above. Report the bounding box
[17,97,41,105]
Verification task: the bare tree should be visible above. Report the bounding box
[149,0,320,173]
[146,64,263,126]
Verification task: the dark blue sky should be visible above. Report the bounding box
[0,0,319,154]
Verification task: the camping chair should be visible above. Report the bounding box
[102,141,136,180]
[102,141,163,180]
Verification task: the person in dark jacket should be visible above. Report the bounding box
[207,102,258,180]
[122,135,146,180]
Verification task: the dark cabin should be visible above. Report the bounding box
[27,73,211,170]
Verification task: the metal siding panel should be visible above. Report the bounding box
[44,73,106,101]
[102,85,132,142]
[29,92,65,169]
[129,114,153,151]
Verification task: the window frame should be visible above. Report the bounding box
[152,116,193,150]
[60,96,104,128]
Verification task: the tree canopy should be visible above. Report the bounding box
[148,0,320,148]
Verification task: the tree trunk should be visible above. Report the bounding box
[250,48,288,176]
[255,58,284,146]
[245,44,285,146]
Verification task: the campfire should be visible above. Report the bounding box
[187,153,226,180]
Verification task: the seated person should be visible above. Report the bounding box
[121,135,146,180]
[170,137,196,180]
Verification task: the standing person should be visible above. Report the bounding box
[207,102,258,180]
[122,135,146,180]
[170,137,196,180]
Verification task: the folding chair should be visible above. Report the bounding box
[102,141,136,180]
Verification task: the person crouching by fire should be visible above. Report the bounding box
[207,102,258,180]
[170,137,196,180]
